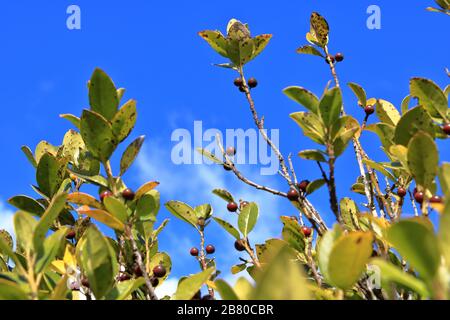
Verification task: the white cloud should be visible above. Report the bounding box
[135,140,286,285]
[155,278,179,298]
[0,199,15,236]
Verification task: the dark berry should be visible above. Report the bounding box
[397,187,407,198]
[226,146,236,156]
[153,265,167,278]
[190,247,199,256]
[100,190,113,202]
[364,105,375,115]
[223,163,233,171]
[205,245,215,254]
[66,229,76,240]
[325,55,335,64]
[414,191,424,204]
[297,180,310,192]
[287,188,299,201]
[133,264,143,277]
[81,277,90,288]
[234,239,246,252]
[122,188,135,201]
[118,273,131,282]
[150,277,159,287]
[443,123,450,135]
[239,86,246,93]
[201,294,214,300]
[430,195,443,204]
[192,291,202,300]
[248,78,258,88]
[301,226,312,237]
[335,53,344,62]
[233,78,243,87]
[227,202,238,212]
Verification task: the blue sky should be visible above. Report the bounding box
[0,1,449,295]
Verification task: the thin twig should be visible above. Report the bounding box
[198,228,215,297]
[125,225,158,300]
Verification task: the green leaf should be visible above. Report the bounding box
[231,263,247,275]
[238,202,259,237]
[196,147,223,164]
[371,258,430,297]
[212,189,235,203]
[81,209,125,231]
[407,132,438,190]
[66,192,103,209]
[35,227,68,274]
[80,110,118,162]
[439,201,450,271]
[34,141,58,164]
[104,197,128,223]
[194,204,212,220]
[252,245,311,299]
[401,95,411,114]
[319,87,342,128]
[60,114,81,129]
[250,34,272,61]
[350,183,366,195]
[387,219,440,282]
[105,278,146,300]
[307,12,329,48]
[365,123,395,150]
[283,86,319,114]
[330,116,360,157]
[298,149,326,162]
[0,280,29,300]
[67,169,109,188]
[14,211,37,254]
[88,68,119,121]
[120,135,144,176]
[198,30,229,58]
[173,268,215,300]
[317,224,343,283]
[213,217,240,240]
[375,99,401,126]
[410,77,448,120]
[305,179,326,195]
[438,163,450,195]
[135,181,160,199]
[135,190,160,222]
[348,83,367,107]
[328,232,373,289]
[36,153,66,198]
[280,216,306,253]
[112,99,137,143]
[215,279,239,300]
[21,146,37,168]
[61,129,85,164]
[290,112,326,144]
[165,200,198,228]
[339,198,360,231]
[394,106,435,146]
[78,226,117,299]
[8,195,45,216]
[0,230,21,268]
[33,193,68,252]
[296,45,324,57]
[363,159,396,181]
